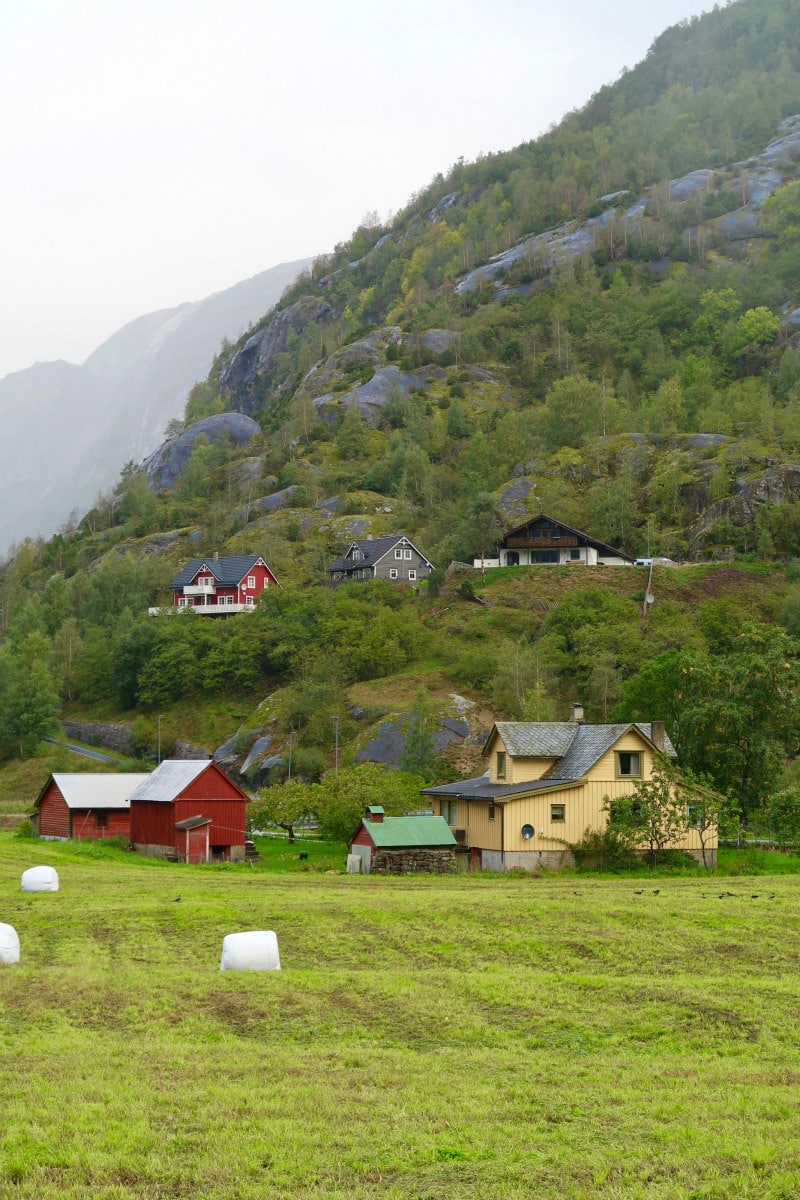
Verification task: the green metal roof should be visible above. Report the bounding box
[361,815,456,848]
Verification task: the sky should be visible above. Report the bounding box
[0,0,714,381]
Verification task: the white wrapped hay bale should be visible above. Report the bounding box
[0,923,20,964]
[21,866,59,893]
[220,930,280,972]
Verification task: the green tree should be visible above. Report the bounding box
[0,636,60,758]
[250,780,315,843]
[765,788,800,850]
[400,690,437,780]
[313,763,424,842]
[604,756,689,867]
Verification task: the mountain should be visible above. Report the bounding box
[0,257,311,556]
[5,0,800,806]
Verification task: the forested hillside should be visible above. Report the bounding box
[3,0,800,822]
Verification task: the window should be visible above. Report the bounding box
[408,570,417,581]
[616,751,642,778]
[389,568,398,579]
[550,804,565,822]
[178,596,188,607]
[488,802,495,821]
[353,549,361,560]
[570,549,581,561]
[96,810,108,829]
[245,596,254,607]
[247,575,255,588]
[395,548,403,559]
[496,751,506,780]
[226,596,234,605]
[404,549,412,560]
[441,799,457,825]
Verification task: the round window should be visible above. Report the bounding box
[521,824,534,841]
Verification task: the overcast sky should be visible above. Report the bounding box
[0,0,714,380]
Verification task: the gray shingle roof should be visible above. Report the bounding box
[170,555,263,590]
[492,722,578,758]
[489,720,675,778]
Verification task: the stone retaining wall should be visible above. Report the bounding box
[370,848,456,875]
[61,721,134,755]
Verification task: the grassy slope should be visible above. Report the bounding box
[1,834,799,1198]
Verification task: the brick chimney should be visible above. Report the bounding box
[650,720,665,751]
[569,702,585,724]
[366,805,384,823]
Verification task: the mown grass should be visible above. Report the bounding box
[1,834,800,1198]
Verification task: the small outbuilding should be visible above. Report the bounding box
[34,773,150,841]
[128,760,250,864]
[348,806,456,874]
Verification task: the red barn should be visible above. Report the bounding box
[34,773,150,841]
[128,760,250,863]
[164,554,278,614]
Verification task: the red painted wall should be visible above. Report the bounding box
[173,560,277,608]
[70,809,131,840]
[129,763,247,856]
[350,823,375,851]
[37,781,71,839]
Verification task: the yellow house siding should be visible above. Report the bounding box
[501,779,713,853]
[432,797,502,851]
[508,756,558,784]
[588,731,655,784]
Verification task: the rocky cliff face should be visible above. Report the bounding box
[219,296,332,413]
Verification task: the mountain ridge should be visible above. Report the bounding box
[0,257,312,555]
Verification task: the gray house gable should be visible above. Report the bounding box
[327,535,433,583]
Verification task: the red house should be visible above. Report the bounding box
[163,554,279,615]
[128,760,250,863]
[34,773,150,841]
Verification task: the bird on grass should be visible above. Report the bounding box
[634,889,644,895]
[173,896,181,902]
[652,889,660,895]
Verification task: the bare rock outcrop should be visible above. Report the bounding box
[220,297,332,411]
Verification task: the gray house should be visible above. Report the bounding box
[327,535,433,584]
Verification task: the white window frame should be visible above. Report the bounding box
[178,596,188,607]
[394,548,403,559]
[389,568,398,579]
[408,570,417,581]
[245,596,255,607]
[247,575,256,588]
[404,549,412,560]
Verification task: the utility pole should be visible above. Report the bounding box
[331,715,339,773]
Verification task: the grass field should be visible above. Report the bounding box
[1,835,800,1199]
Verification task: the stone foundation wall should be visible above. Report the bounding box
[370,848,456,875]
[497,849,575,872]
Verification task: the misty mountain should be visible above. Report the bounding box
[0,257,311,556]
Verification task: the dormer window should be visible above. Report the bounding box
[496,751,506,780]
[616,751,642,778]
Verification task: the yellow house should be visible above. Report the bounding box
[422,707,716,871]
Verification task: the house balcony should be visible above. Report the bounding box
[505,535,579,549]
[183,583,217,596]
[148,603,253,616]
[184,602,252,615]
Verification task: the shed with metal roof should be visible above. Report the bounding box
[128,760,250,864]
[35,773,150,841]
[348,806,456,874]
